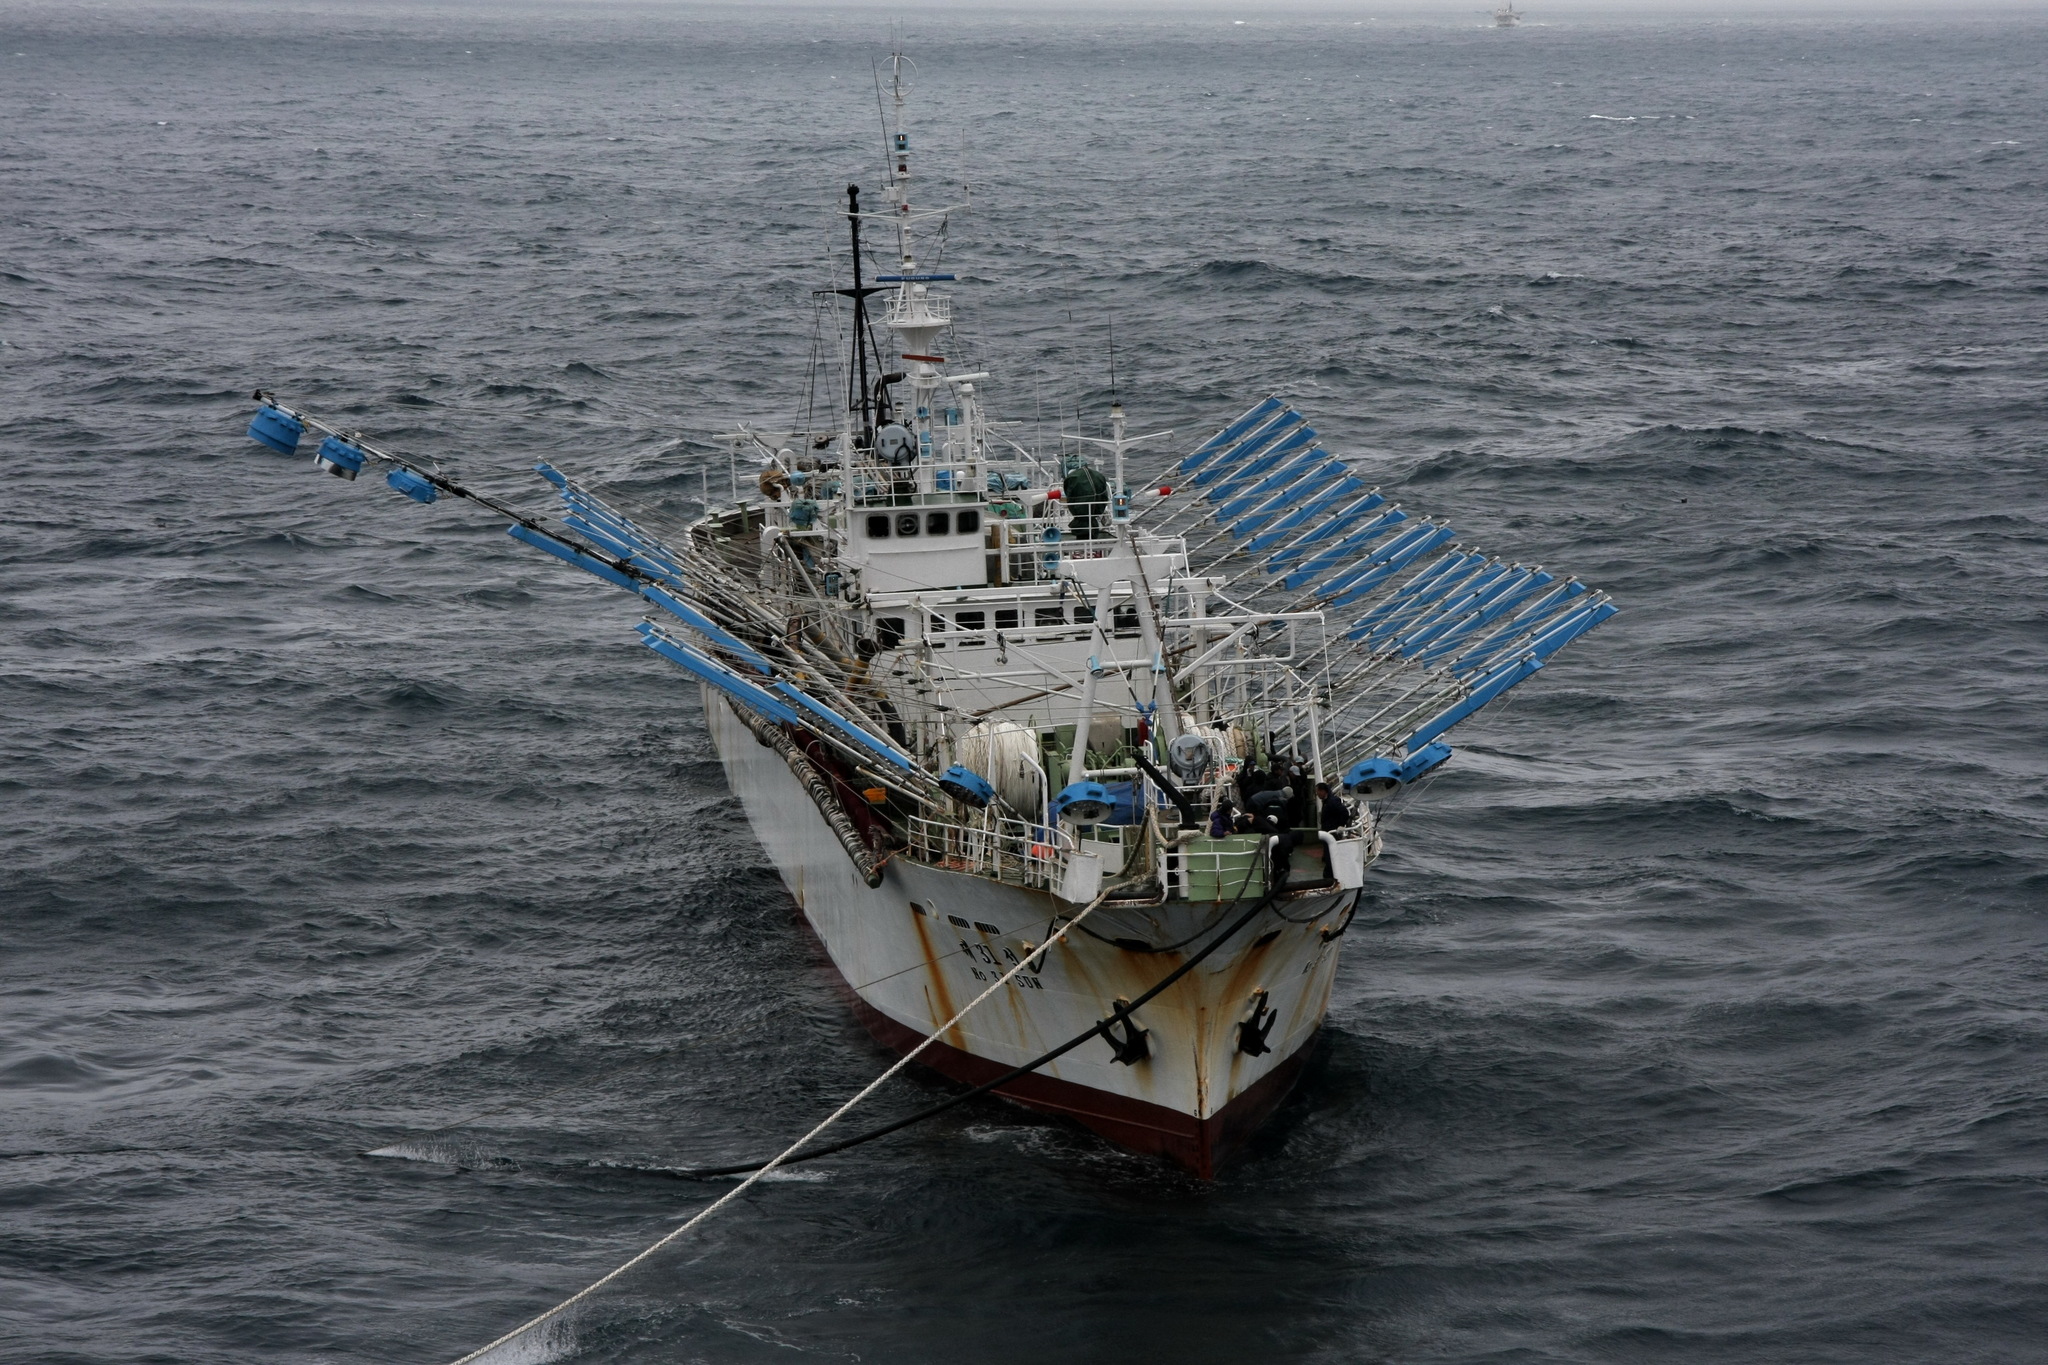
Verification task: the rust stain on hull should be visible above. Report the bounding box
[907,903,966,1051]
[1033,897,1322,1120]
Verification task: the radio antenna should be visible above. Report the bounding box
[1108,316,1118,402]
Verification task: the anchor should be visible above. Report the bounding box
[1101,997,1150,1065]
[1236,989,1276,1057]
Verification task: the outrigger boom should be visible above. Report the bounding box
[248,387,1611,803]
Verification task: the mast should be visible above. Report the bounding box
[837,184,887,446]
[887,51,914,276]
[872,50,959,474]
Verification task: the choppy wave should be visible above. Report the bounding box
[3,6,2046,1365]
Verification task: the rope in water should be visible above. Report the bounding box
[445,883,1122,1365]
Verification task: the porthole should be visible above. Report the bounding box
[895,512,920,537]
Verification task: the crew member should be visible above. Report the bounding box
[1285,760,1313,827]
[1248,783,1297,887]
[1235,760,1270,809]
[1208,797,1237,838]
[1317,781,1351,832]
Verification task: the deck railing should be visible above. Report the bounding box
[905,813,1075,891]
[909,807,1374,901]
[886,293,952,326]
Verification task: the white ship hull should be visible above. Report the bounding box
[705,690,1358,1175]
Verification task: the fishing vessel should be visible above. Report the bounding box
[238,60,1612,1177]
[1494,2,1524,26]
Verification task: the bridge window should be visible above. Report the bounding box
[926,510,951,535]
[876,618,905,649]
[1035,606,1066,627]
[865,514,890,538]
[995,608,1020,631]
[956,509,981,534]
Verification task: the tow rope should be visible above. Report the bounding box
[445,883,1124,1364]
[443,878,1310,1363]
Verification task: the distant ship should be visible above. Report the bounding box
[1494,2,1523,26]
[237,54,1611,1177]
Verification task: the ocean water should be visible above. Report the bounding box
[4,3,2047,1362]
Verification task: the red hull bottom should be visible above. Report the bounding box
[848,995,1317,1179]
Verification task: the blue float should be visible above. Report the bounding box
[1097,779,1160,826]
[1051,780,1115,824]
[1179,396,1283,472]
[1341,757,1402,797]
[1242,482,1376,553]
[246,406,303,454]
[938,764,996,808]
[1218,455,1342,524]
[635,624,803,729]
[1204,427,1317,500]
[1407,657,1544,749]
[507,523,641,591]
[766,679,916,772]
[314,435,367,480]
[1398,742,1453,783]
[640,584,775,675]
[385,468,438,504]
[1343,742,1454,797]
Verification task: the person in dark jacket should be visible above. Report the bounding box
[1235,761,1269,810]
[1317,781,1351,831]
[1208,798,1236,838]
[1248,785,1291,828]
[1248,784,1297,886]
[1285,761,1314,828]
